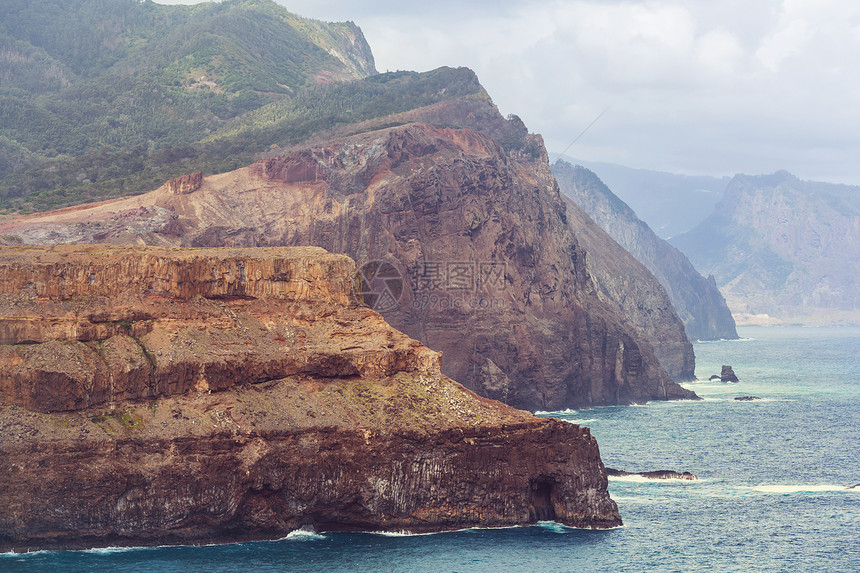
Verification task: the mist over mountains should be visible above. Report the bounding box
[560,157,728,239]
[553,161,738,341]
[671,171,860,325]
[572,158,859,326]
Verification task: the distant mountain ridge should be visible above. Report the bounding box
[553,161,738,341]
[671,170,860,325]
[560,157,728,239]
[0,0,376,212]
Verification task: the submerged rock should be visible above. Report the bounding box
[734,396,761,401]
[0,245,621,551]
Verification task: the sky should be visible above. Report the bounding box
[159,1,860,185]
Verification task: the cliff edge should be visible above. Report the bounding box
[0,245,620,550]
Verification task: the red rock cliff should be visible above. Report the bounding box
[0,245,620,550]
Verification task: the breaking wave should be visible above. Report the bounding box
[281,526,327,541]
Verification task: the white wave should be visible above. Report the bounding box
[1,549,52,557]
[369,520,619,537]
[534,408,581,416]
[610,495,662,505]
[370,526,503,537]
[371,527,470,537]
[740,484,860,494]
[80,545,160,554]
[371,530,424,537]
[550,418,598,425]
[281,526,327,541]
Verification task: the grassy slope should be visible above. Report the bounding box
[0,0,381,212]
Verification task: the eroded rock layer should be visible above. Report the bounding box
[0,245,620,550]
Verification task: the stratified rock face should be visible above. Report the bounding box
[166,171,203,195]
[0,245,432,413]
[0,245,620,550]
[0,119,696,411]
[554,162,738,342]
[671,171,860,325]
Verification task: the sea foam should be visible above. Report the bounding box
[741,484,860,494]
[281,526,327,541]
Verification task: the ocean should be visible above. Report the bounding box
[3,326,858,572]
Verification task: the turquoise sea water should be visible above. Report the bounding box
[3,326,859,572]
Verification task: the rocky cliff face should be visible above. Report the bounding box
[671,171,860,325]
[0,245,620,550]
[556,193,695,381]
[0,113,696,411]
[554,162,738,342]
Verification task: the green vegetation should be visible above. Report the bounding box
[0,0,385,212]
[0,1,515,214]
[90,407,144,430]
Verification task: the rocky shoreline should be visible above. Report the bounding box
[0,245,621,550]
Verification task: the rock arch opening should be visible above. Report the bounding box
[529,477,557,522]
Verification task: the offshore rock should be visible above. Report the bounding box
[0,245,620,550]
[0,113,697,411]
[721,365,739,383]
[606,468,698,480]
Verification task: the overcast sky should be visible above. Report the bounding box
[161,1,860,185]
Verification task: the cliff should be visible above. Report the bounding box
[554,162,738,341]
[671,171,860,325]
[0,244,621,550]
[0,111,697,411]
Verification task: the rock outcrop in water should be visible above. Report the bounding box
[0,102,697,411]
[605,468,698,480]
[0,245,621,551]
[721,365,739,383]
